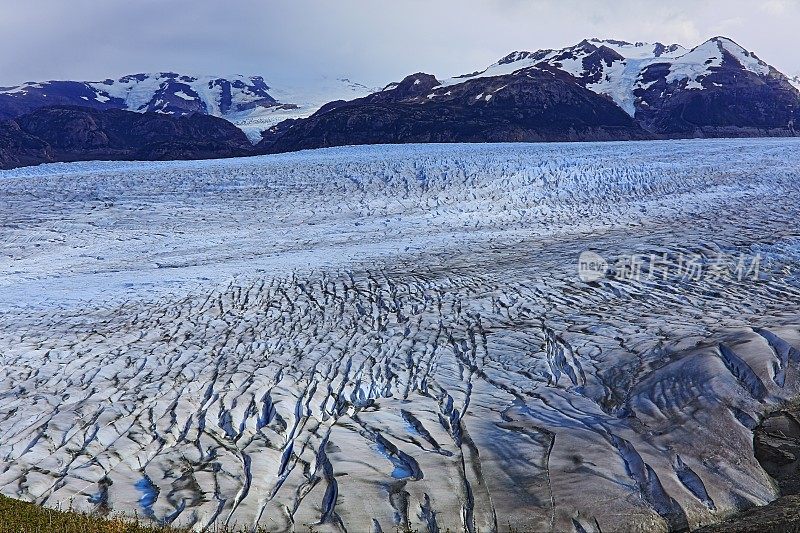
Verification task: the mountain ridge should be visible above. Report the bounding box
[258,35,800,152]
[1,36,799,168]
[0,73,378,143]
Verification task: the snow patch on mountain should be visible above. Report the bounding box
[665,39,725,90]
[174,90,194,101]
[0,82,45,95]
[716,37,772,76]
[588,38,687,59]
[666,38,771,90]
[87,73,275,116]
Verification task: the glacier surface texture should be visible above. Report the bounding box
[1,140,800,532]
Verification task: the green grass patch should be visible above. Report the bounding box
[0,494,182,533]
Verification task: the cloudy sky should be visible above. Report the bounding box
[1,0,798,87]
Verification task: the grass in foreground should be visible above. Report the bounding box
[0,494,182,533]
[0,494,524,532]
[0,495,327,533]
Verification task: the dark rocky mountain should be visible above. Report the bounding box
[259,68,650,153]
[0,106,253,169]
[698,404,800,532]
[0,120,53,169]
[260,36,800,152]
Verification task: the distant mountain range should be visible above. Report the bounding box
[260,36,800,153]
[1,36,799,169]
[0,73,377,143]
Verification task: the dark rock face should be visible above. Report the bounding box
[259,69,650,153]
[652,42,685,57]
[697,406,800,532]
[373,73,442,102]
[697,496,800,533]
[140,81,207,115]
[0,120,52,169]
[576,45,625,85]
[0,106,253,169]
[754,408,800,496]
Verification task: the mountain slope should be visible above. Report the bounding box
[0,106,253,169]
[0,120,53,169]
[441,38,687,116]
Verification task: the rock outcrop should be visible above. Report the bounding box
[0,106,253,169]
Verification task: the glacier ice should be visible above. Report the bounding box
[1,139,800,531]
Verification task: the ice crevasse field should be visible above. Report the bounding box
[1,139,800,532]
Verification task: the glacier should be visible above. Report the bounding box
[1,139,800,532]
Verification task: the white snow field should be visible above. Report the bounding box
[1,139,800,532]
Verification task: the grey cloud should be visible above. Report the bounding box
[1,0,797,87]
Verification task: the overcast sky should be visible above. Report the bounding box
[1,0,798,87]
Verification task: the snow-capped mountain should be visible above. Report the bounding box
[791,76,800,91]
[262,35,799,151]
[439,38,688,115]
[260,66,648,154]
[0,73,378,143]
[440,37,794,120]
[0,73,275,117]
